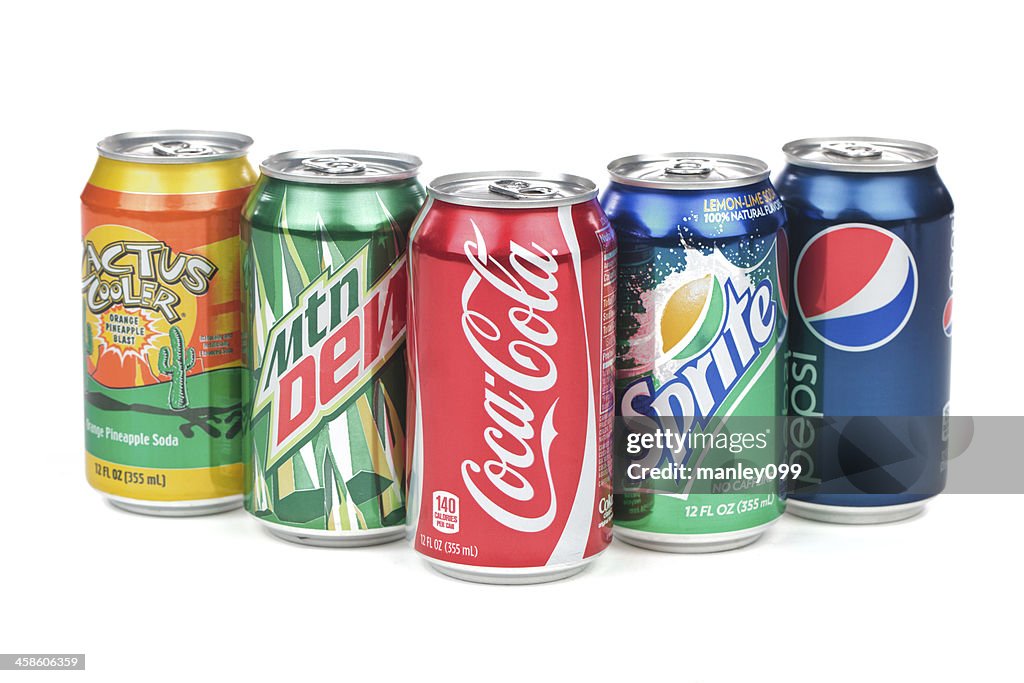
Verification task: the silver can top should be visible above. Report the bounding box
[782,137,938,173]
[260,149,422,184]
[607,152,770,190]
[428,171,598,209]
[97,130,253,164]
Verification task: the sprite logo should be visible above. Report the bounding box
[253,248,406,466]
[621,277,776,466]
[81,238,217,324]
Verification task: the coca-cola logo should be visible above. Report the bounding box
[459,220,563,532]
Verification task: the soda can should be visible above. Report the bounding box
[82,130,255,516]
[241,150,423,546]
[603,153,788,552]
[408,171,617,583]
[777,137,954,524]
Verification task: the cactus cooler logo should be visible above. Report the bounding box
[81,228,213,416]
[82,235,216,324]
[253,250,406,465]
[81,225,234,404]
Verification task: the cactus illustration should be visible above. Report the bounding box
[158,325,196,411]
[82,301,94,359]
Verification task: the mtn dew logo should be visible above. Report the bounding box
[620,240,783,469]
[253,248,406,467]
[243,178,420,535]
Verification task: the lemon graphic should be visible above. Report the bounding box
[661,275,713,353]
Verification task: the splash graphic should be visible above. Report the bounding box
[652,249,755,386]
[98,304,164,364]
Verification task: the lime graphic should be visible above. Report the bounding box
[662,275,712,352]
[660,275,726,361]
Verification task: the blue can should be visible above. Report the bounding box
[776,137,955,523]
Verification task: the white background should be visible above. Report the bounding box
[2,1,1021,681]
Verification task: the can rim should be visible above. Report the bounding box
[427,170,598,208]
[782,136,938,173]
[96,130,253,164]
[259,149,422,184]
[606,152,770,190]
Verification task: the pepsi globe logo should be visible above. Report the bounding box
[794,224,918,352]
[943,296,953,337]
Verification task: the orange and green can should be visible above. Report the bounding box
[81,130,256,515]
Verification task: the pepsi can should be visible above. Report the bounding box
[777,137,954,524]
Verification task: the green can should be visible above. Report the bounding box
[602,153,789,552]
[242,150,425,546]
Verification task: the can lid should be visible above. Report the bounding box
[97,130,253,164]
[606,152,769,190]
[259,149,421,184]
[782,137,938,173]
[428,171,598,208]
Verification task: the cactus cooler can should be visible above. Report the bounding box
[603,153,788,552]
[82,130,256,516]
[242,150,424,546]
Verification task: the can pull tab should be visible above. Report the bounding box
[153,140,215,157]
[665,158,713,176]
[823,142,884,159]
[302,156,367,175]
[488,179,560,199]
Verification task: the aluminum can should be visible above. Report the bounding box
[408,171,616,583]
[603,153,788,552]
[82,130,255,516]
[242,150,424,546]
[777,137,954,524]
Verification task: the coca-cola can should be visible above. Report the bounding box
[407,171,617,584]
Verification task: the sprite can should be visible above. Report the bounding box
[242,150,424,546]
[82,130,256,516]
[602,153,789,552]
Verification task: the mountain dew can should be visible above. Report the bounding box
[242,150,424,546]
[603,153,789,552]
[82,130,256,516]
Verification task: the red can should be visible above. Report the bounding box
[407,171,617,584]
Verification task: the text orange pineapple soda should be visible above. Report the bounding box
[82,130,256,515]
